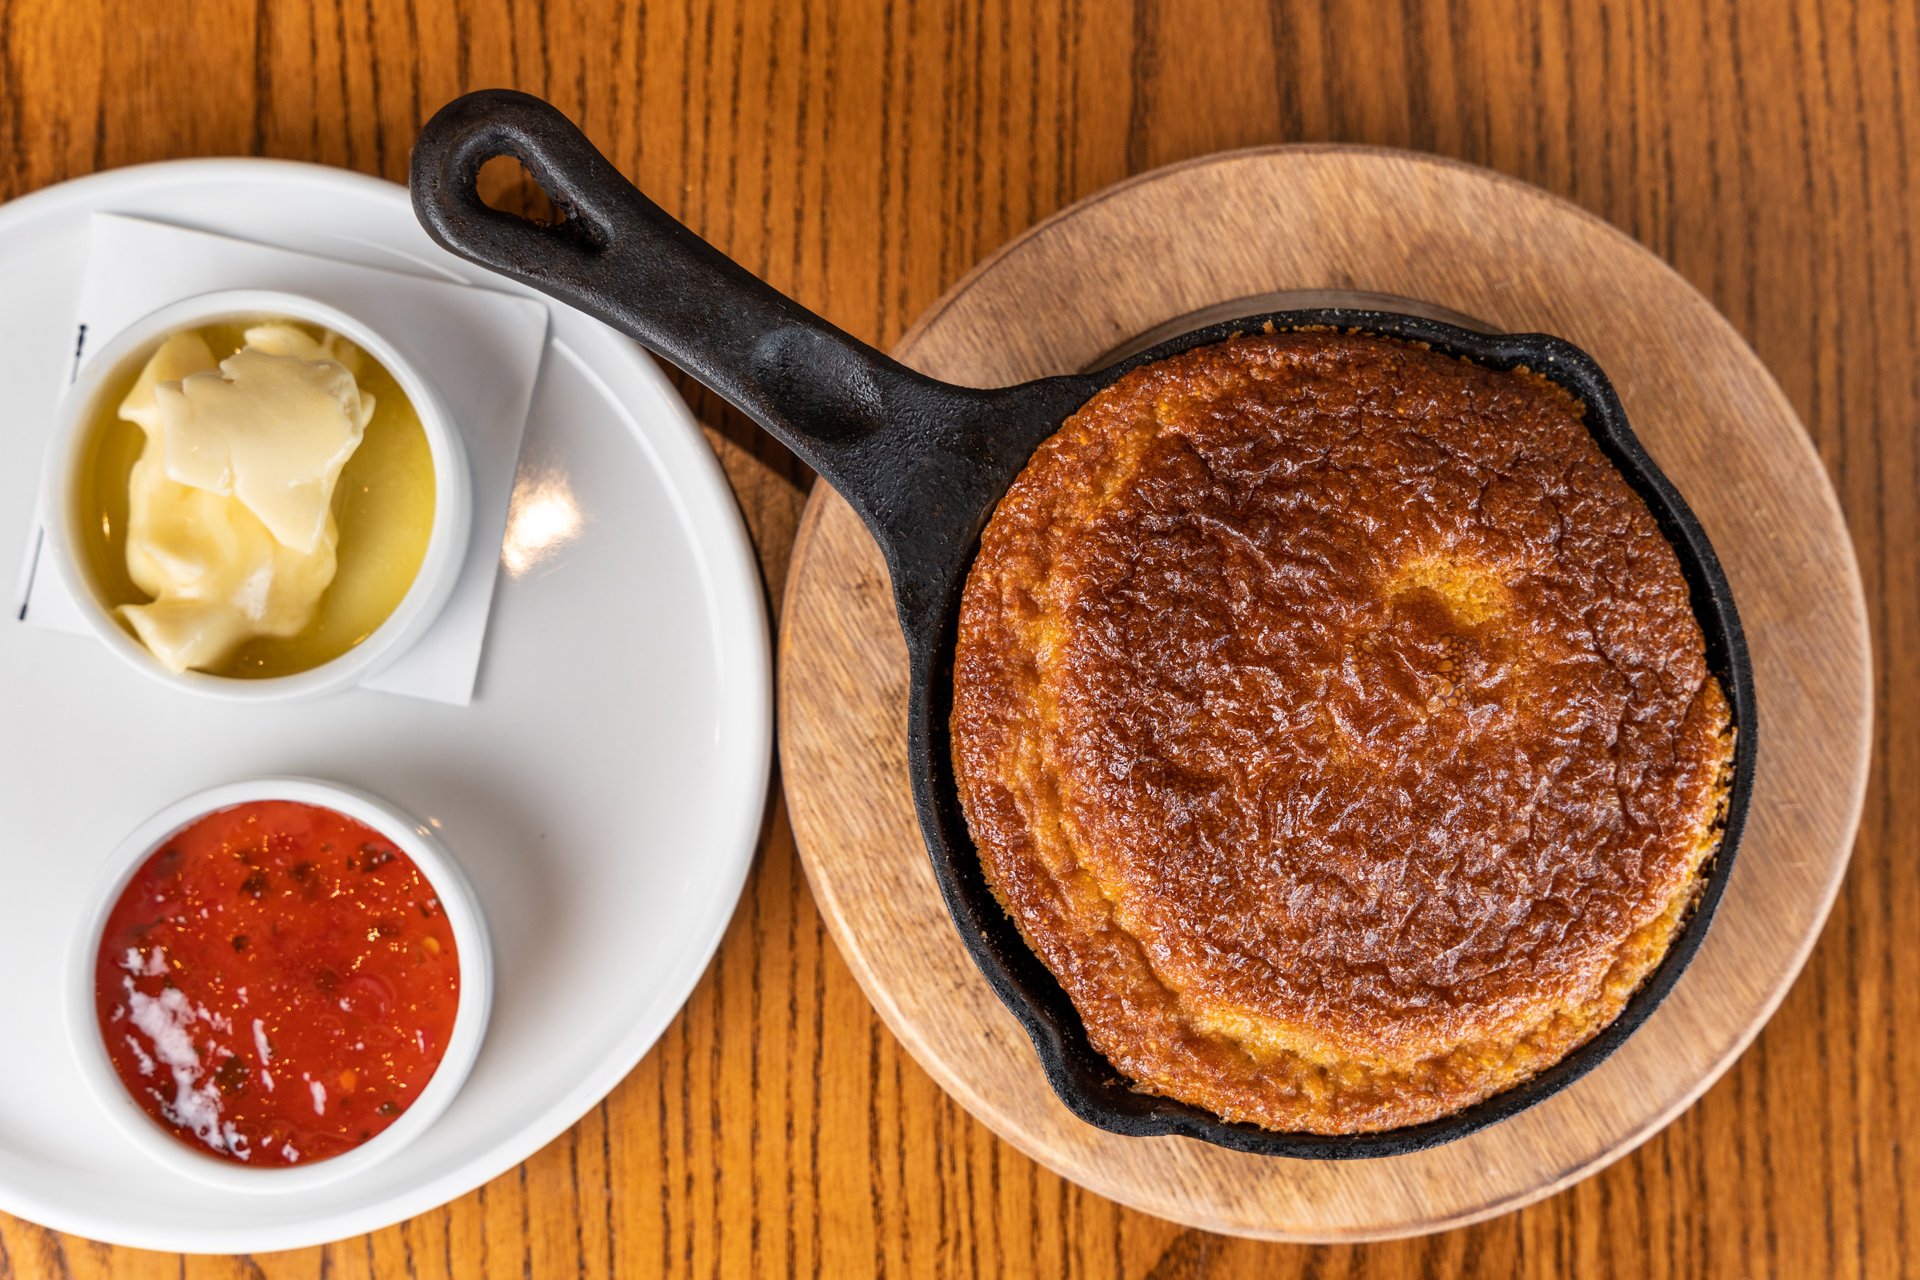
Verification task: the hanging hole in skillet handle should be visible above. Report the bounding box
[476,154,568,227]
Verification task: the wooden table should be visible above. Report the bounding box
[0,1,1908,1275]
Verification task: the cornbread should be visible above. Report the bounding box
[950,330,1734,1134]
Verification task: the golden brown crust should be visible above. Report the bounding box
[951,330,1733,1133]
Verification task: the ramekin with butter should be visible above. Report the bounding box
[44,291,471,700]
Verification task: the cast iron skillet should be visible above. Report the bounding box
[410,89,1757,1159]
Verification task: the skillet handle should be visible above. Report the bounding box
[410,89,1085,638]
[412,90,906,485]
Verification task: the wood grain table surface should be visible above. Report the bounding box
[0,1,1909,1275]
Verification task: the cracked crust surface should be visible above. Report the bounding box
[950,330,1734,1133]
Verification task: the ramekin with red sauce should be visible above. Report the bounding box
[69,779,492,1192]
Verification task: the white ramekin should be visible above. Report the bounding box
[40,289,472,701]
[67,778,494,1195]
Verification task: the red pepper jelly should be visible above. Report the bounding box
[93,800,460,1166]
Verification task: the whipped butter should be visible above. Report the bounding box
[115,324,375,673]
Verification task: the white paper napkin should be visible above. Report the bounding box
[12,213,550,705]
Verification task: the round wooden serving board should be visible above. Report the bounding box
[777,146,1872,1241]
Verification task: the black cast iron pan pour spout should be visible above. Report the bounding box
[410,89,1756,1161]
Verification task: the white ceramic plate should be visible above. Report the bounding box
[0,160,771,1252]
